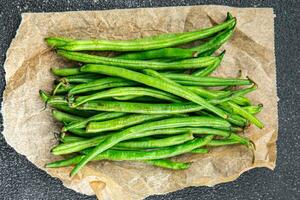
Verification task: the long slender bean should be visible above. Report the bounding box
[68,77,138,95]
[70,117,227,176]
[62,112,126,132]
[206,139,240,146]
[70,135,213,176]
[48,18,236,51]
[52,110,84,124]
[226,101,264,129]
[53,126,249,155]
[115,133,194,149]
[47,155,191,170]
[39,90,99,117]
[190,148,209,154]
[243,104,263,115]
[87,114,171,133]
[116,27,234,61]
[51,67,82,76]
[117,48,199,60]
[80,64,228,118]
[76,85,256,114]
[231,96,251,106]
[163,73,252,86]
[58,50,218,70]
[53,84,75,95]
[193,50,225,76]
[72,87,182,107]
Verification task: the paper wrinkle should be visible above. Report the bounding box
[2,5,277,200]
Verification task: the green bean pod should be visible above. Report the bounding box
[52,110,84,124]
[47,155,191,170]
[193,50,225,76]
[87,114,172,133]
[80,64,228,119]
[39,90,99,117]
[48,18,236,51]
[117,48,199,60]
[243,104,263,115]
[76,85,256,114]
[115,133,194,149]
[68,77,138,95]
[190,148,209,154]
[62,112,126,132]
[225,101,264,129]
[51,67,82,76]
[163,73,252,86]
[70,116,227,176]
[58,50,218,70]
[72,87,182,107]
[206,139,240,146]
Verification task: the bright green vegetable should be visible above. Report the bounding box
[162,73,252,86]
[47,18,236,51]
[71,87,182,107]
[58,50,218,70]
[52,110,84,124]
[62,112,126,132]
[87,114,171,133]
[46,155,191,170]
[193,50,225,76]
[70,117,226,176]
[225,101,264,129]
[51,67,82,76]
[243,104,263,115]
[115,133,194,149]
[80,64,228,119]
[70,135,213,176]
[68,77,138,95]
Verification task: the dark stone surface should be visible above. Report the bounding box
[0,0,299,199]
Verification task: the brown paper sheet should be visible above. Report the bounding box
[2,5,277,200]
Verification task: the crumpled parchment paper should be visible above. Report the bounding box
[2,5,277,200]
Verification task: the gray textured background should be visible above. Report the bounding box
[0,0,299,200]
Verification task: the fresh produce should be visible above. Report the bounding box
[41,13,263,177]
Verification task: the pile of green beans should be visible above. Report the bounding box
[41,13,263,177]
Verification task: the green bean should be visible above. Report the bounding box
[115,133,194,149]
[117,27,234,61]
[72,87,182,107]
[87,114,171,133]
[58,50,218,70]
[225,101,264,129]
[51,67,82,76]
[52,135,108,155]
[80,64,228,118]
[162,73,252,86]
[62,112,126,132]
[52,84,75,95]
[231,96,251,106]
[117,48,199,60]
[40,90,100,117]
[47,154,191,170]
[206,139,240,146]
[52,110,84,124]
[198,45,221,57]
[48,18,236,51]
[68,77,138,95]
[68,128,101,137]
[60,135,85,143]
[186,86,231,99]
[243,104,263,115]
[142,159,191,170]
[46,37,74,48]
[71,135,213,176]
[58,74,102,84]
[190,148,209,154]
[193,50,225,76]
[53,126,248,156]
[70,116,227,176]
[76,85,256,114]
